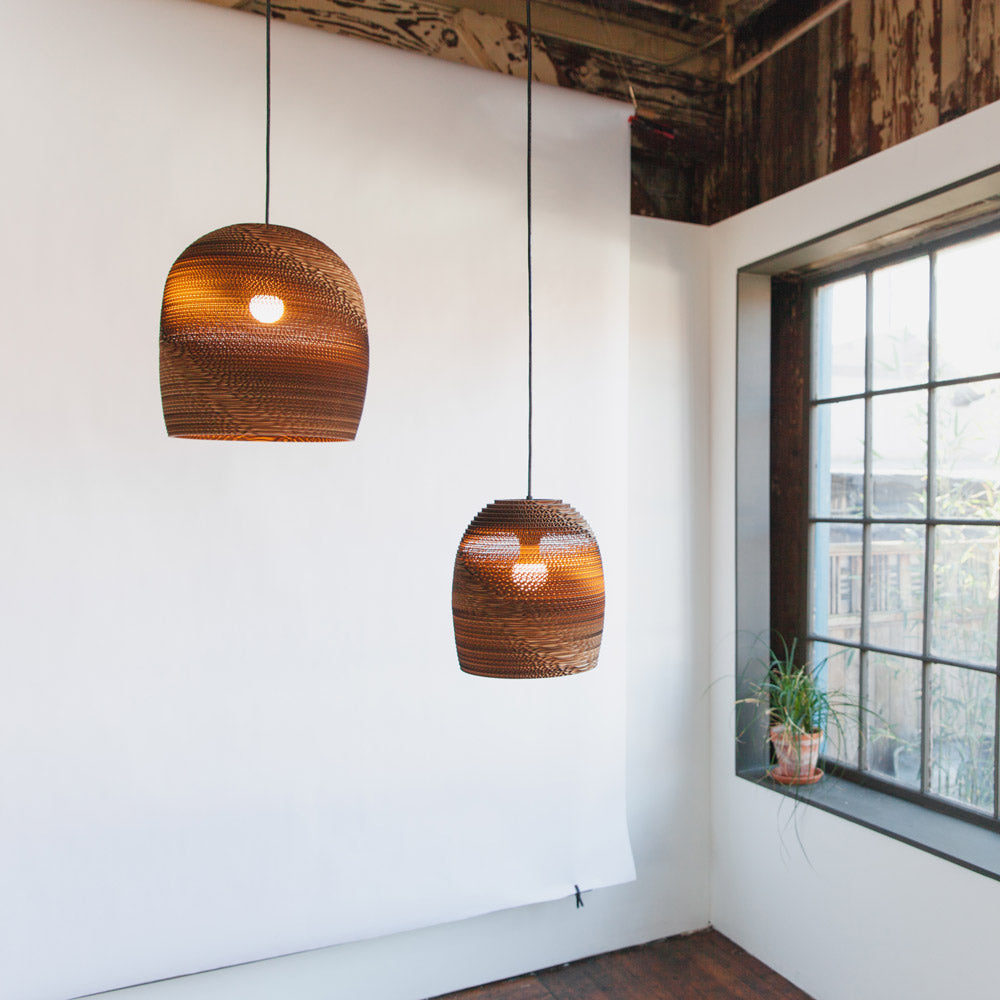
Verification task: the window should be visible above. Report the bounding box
[736,167,1000,877]
[809,232,1000,821]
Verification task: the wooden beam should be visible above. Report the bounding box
[204,0,722,76]
[688,0,731,18]
[446,0,722,72]
[625,0,724,29]
[726,0,781,26]
[725,0,850,82]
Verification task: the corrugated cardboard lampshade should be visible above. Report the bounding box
[160,223,368,441]
[452,498,605,678]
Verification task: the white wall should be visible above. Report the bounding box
[89,220,714,1000]
[0,0,715,997]
[628,217,713,936]
[707,103,1000,1000]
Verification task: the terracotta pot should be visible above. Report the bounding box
[770,725,822,781]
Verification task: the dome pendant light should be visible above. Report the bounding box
[452,0,604,679]
[159,0,368,441]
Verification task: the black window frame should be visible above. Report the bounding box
[735,164,1000,881]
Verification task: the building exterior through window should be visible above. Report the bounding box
[809,228,1000,818]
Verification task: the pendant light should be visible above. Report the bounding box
[159,0,368,441]
[451,0,604,679]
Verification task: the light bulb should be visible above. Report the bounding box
[512,561,548,591]
[249,294,284,323]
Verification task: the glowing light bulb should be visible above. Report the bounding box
[249,294,284,323]
[512,561,548,591]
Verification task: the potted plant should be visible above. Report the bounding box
[740,635,847,786]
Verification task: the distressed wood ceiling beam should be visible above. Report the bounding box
[620,0,723,30]
[726,0,781,25]
[458,0,718,53]
[441,0,723,73]
[652,0,727,17]
[204,0,723,77]
[725,0,848,82]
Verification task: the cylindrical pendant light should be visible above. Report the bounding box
[451,0,604,678]
[159,1,368,441]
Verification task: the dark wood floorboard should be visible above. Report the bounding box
[431,929,813,1000]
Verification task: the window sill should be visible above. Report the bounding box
[736,766,1000,881]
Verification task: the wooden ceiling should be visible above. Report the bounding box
[198,0,843,219]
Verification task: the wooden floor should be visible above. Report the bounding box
[432,929,813,1000]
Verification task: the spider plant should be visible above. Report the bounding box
[738,633,866,782]
[760,636,829,736]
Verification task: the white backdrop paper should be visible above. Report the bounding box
[0,2,634,998]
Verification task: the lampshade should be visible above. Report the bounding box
[452,499,605,678]
[160,222,368,440]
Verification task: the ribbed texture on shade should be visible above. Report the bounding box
[453,499,604,678]
[160,223,368,441]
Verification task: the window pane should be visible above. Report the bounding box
[931,525,1000,667]
[934,379,1000,521]
[814,275,866,400]
[812,522,863,644]
[930,664,996,813]
[811,641,860,766]
[868,524,925,654]
[871,390,927,517]
[872,256,929,391]
[812,399,865,517]
[867,653,922,789]
[936,231,1000,381]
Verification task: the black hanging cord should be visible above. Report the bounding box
[526,0,534,501]
[265,0,272,225]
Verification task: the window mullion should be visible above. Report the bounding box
[994,643,1000,821]
[921,250,937,797]
[860,270,873,770]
